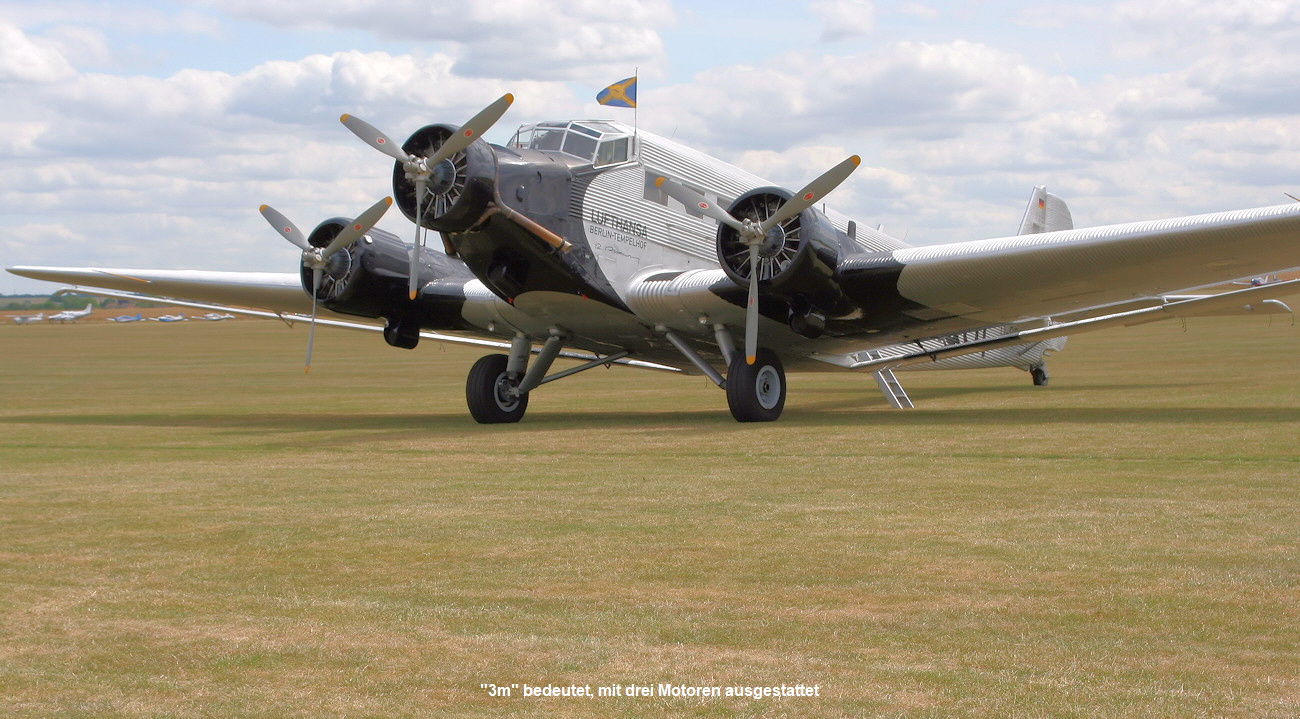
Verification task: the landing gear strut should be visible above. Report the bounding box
[726,348,786,422]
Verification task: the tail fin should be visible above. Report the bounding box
[1017,186,1073,234]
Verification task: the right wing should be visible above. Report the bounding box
[7,267,312,315]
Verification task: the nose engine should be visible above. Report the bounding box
[392,124,497,234]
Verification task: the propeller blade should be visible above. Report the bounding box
[744,245,760,365]
[304,268,321,374]
[259,204,311,251]
[760,155,861,233]
[322,196,393,258]
[425,93,515,167]
[653,176,747,232]
[340,114,413,164]
[408,180,426,300]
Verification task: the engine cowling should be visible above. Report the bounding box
[300,221,412,319]
[393,124,497,232]
[716,188,853,330]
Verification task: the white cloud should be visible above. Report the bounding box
[0,23,76,83]
[209,0,676,82]
[5,0,1300,296]
[812,0,875,41]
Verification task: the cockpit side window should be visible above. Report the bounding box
[532,129,565,151]
[595,137,630,167]
[562,132,599,162]
[511,122,636,166]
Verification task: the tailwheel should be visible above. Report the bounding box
[1031,365,1050,386]
[466,354,529,424]
[726,348,786,422]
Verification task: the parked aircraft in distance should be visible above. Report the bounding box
[194,312,236,321]
[107,313,143,322]
[47,303,94,324]
[11,311,44,324]
[9,93,1300,422]
[150,313,186,322]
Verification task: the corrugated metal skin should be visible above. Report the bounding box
[575,164,718,260]
[569,126,904,261]
[895,203,1300,322]
[623,268,737,328]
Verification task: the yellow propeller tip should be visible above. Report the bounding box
[746,355,757,365]
[339,113,350,122]
[503,92,515,103]
[258,204,268,212]
[408,291,417,300]
[653,176,665,187]
[850,155,861,166]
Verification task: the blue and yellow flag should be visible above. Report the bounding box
[596,76,637,108]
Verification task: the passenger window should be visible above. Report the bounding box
[643,172,667,205]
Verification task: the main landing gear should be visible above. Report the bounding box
[464,330,635,424]
[658,326,787,423]
[465,327,791,424]
[465,354,529,423]
[725,349,786,422]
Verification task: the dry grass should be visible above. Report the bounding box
[1,317,1298,717]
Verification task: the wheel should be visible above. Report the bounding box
[466,354,529,423]
[383,317,420,349]
[1031,366,1049,386]
[726,348,786,422]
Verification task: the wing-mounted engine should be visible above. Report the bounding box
[300,221,413,320]
[393,124,497,233]
[716,188,854,335]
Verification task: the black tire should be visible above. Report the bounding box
[466,354,528,424]
[726,348,786,422]
[1031,366,1050,386]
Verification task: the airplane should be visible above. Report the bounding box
[9,93,1300,423]
[149,313,186,322]
[107,312,143,322]
[47,303,94,323]
[194,312,236,321]
[11,311,44,324]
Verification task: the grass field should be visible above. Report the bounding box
[2,317,1298,717]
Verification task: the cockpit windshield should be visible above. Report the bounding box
[509,121,635,167]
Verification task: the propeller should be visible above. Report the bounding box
[655,155,860,364]
[341,93,514,300]
[259,196,393,373]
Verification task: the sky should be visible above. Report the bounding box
[4,0,1300,294]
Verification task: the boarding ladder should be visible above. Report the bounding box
[866,351,914,409]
